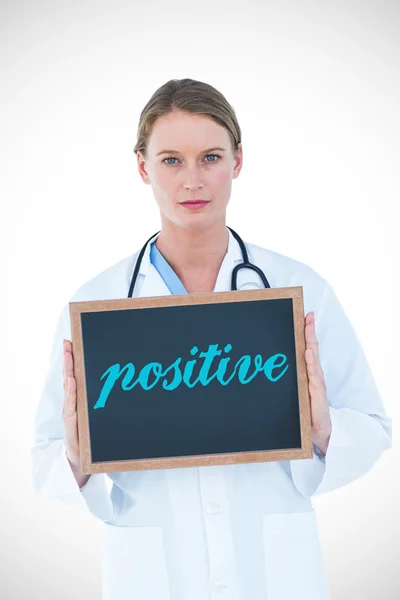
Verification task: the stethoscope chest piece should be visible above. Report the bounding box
[236,281,266,291]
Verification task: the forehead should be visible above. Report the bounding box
[148,110,230,152]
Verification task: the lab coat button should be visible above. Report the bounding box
[210,581,227,593]
[204,501,222,513]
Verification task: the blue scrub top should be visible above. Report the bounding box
[150,240,188,294]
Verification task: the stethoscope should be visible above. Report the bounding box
[127,226,271,298]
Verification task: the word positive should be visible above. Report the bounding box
[93,343,289,409]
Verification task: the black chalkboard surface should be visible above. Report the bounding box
[69,287,312,474]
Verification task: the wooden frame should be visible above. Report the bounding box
[69,286,312,474]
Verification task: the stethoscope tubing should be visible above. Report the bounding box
[127,227,270,298]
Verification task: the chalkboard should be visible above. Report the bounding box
[69,287,312,474]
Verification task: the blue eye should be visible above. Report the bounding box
[162,154,221,165]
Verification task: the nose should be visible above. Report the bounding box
[183,165,204,191]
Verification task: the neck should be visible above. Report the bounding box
[155,218,229,291]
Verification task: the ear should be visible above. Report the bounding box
[137,151,151,185]
[232,143,243,179]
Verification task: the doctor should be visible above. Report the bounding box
[31,78,392,600]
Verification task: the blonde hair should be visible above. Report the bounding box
[133,78,242,158]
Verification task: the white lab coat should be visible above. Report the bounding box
[31,228,392,600]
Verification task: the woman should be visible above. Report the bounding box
[31,78,392,600]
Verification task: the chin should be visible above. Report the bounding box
[162,207,226,232]
[180,213,221,231]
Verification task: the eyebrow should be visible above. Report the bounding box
[156,146,227,156]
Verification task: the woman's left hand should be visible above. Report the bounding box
[305,311,332,456]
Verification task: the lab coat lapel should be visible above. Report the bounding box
[139,263,172,298]
[213,228,244,292]
[136,232,172,299]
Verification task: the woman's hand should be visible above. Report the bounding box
[62,339,90,488]
[304,312,332,456]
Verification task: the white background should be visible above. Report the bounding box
[2,1,399,598]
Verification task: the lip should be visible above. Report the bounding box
[180,200,210,209]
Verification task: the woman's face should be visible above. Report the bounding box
[137,109,242,231]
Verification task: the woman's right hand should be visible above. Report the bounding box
[62,339,90,488]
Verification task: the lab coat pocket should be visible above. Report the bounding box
[100,523,171,600]
[262,510,329,600]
